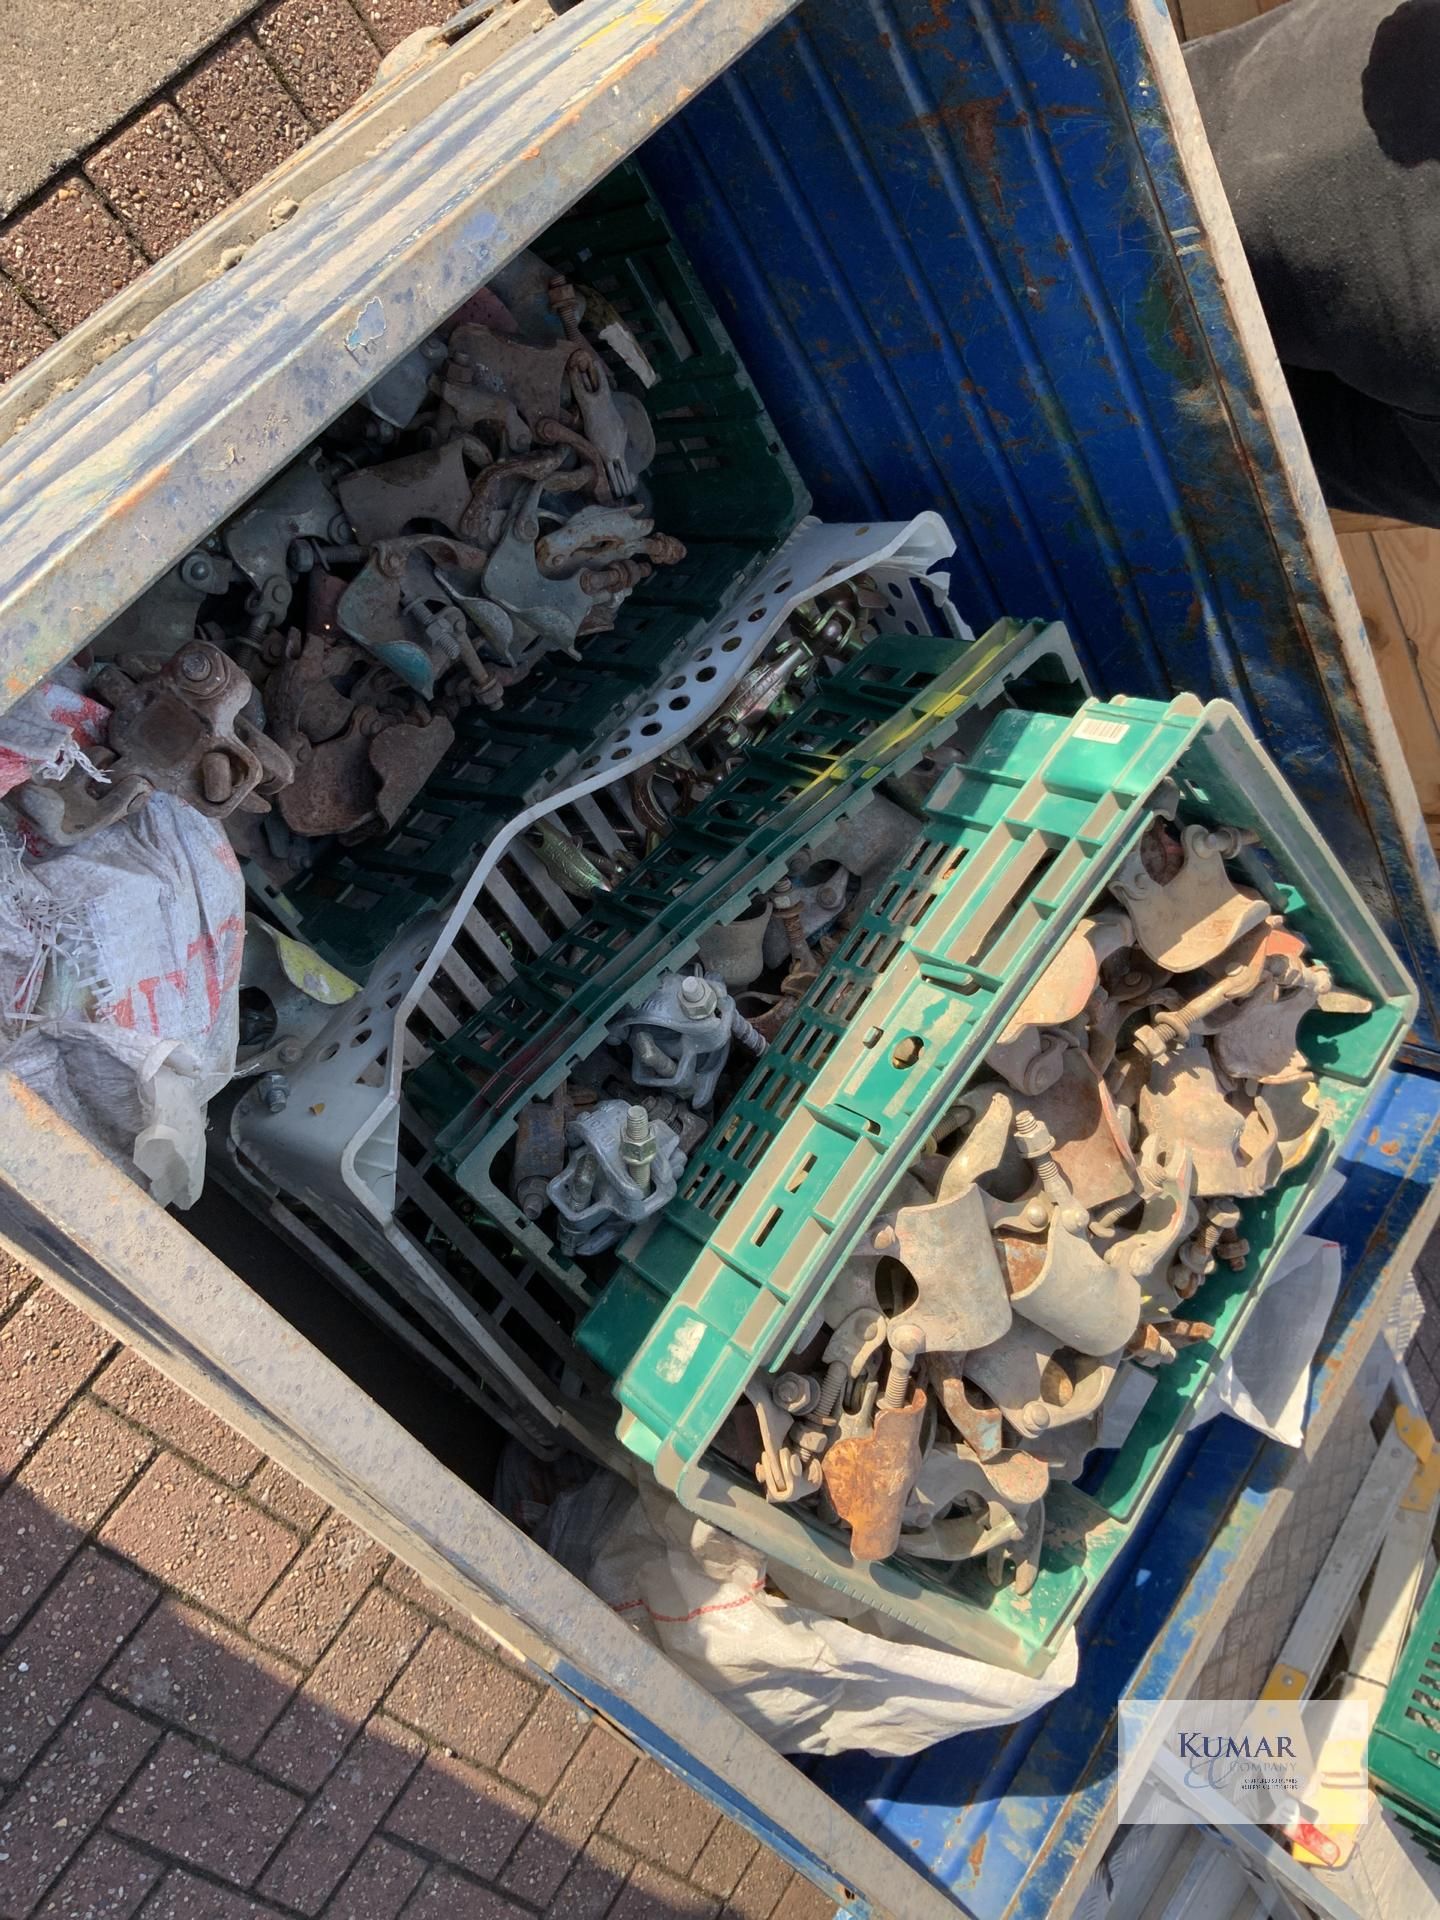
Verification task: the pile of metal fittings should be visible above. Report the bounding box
[507,783,926,1254]
[15,252,683,880]
[738,807,1370,1590]
[522,970,768,1258]
[5,640,296,849]
[509,575,885,906]
[623,577,884,833]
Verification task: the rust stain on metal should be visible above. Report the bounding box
[820,1388,927,1563]
[908,0,955,43]
[12,1077,69,1136]
[1018,0,1081,48]
[114,456,179,520]
[904,94,1012,217]
[994,1227,1045,1297]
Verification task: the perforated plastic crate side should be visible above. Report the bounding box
[405,619,1082,1289]
[584,696,1191,1422]
[1370,1570,1440,1824]
[410,629,990,1136]
[581,694,1415,1671]
[577,820,982,1380]
[269,162,809,975]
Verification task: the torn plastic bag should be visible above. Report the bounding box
[1185,1168,1346,1448]
[0,795,243,1208]
[517,1459,1076,1756]
[0,676,110,805]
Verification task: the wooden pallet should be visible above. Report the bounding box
[1332,516,1440,860]
[1174,0,1290,37]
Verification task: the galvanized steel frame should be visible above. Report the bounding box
[0,1073,948,1920]
[0,0,557,447]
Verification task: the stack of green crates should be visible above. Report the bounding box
[579,692,1416,1672]
[1371,1569,1440,1855]
[405,618,1086,1288]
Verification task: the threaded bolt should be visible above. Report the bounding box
[1014,1111,1087,1231]
[679,974,716,1019]
[1013,1110,1053,1156]
[257,1071,289,1115]
[1134,1011,1187,1060]
[621,1104,655,1187]
[633,1032,678,1080]
[729,1008,768,1056]
[882,1325,925,1410]
[815,1360,849,1420]
[771,883,812,975]
[456,637,504,710]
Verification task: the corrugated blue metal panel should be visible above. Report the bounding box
[640,0,1440,1056]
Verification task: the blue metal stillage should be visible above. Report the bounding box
[0,1,1432,1913]
[631,0,1440,1910]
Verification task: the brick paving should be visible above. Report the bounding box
[0,0,431,381]
[85,108,234,262]
[0,1258,834,1920]
[0,179,147,344]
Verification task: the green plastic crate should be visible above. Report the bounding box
[405,618,1087,1289]
[1387,1803,1440,1864]
[266,163,809,975]
[1370,1564,1440,1849]
[579,693,1416,1673]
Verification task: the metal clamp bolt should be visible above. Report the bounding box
[881,1324,925,1409]
[1013,1110,1088,1233]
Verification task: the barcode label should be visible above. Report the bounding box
[1075,716,1129,744]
